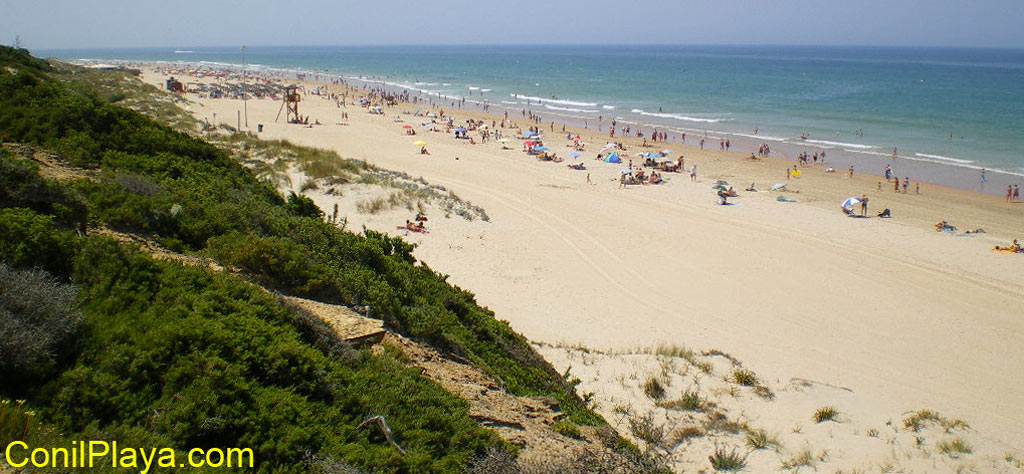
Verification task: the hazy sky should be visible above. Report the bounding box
[3,0,1024,50]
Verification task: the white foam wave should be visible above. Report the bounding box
[803,139,876,149]
[173,50,195,54]
[630,109,727,123]
[602,105,616,110]
[500,101,519,105]
[468,86,480,90]
[914,153,973,165]
[511,93,598,107]
[544,104,599,114]
[480,89,492,92]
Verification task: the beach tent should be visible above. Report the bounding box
[604,152,621,163]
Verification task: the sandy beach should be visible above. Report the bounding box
[139,66,1023,469]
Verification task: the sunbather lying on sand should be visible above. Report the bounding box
[935,220,957,232]
[993,239,1022,253]
[398,220,429,233]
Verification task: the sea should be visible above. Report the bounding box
[38,45,1024,193]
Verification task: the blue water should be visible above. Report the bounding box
[39,45,1024,179]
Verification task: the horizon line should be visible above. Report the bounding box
[31,42,1024,52]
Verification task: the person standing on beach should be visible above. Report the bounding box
[860,195,869,216]
[699,139,704,150]
[1008,185,1014,202]
[1014,184,1020,201]
[848,165,854,178]
[979,168,987,190]
[902,177,909,193]
[894,177,900,193]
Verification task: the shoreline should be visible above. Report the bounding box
[128,62,1024,459]
[62,57,1024,196]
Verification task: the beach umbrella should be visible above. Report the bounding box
[840,197,861,208]
[402,125,412,129]
[534,146,548,151]
[413,140,427,146]
[620,169,632,175]
[523,130,537,136]
[455,127,467,133]
[567,152,581,158]
[661,149,672,154]
[770,183,787,191]
[712,185,728,191]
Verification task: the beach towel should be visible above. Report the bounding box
[777,196,796,203]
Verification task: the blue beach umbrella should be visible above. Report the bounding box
[567,152,581,158]
[534,146,548,151]
[841,197,861,208]
[522,130,537,136]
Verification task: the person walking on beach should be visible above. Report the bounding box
[894,177,900,193]
[1014,184,1020,201]
[1008,185,1014,202]
[902,177,909,193]
[848,165,854,178]
[979,168,987,191]
[699,138,704,150]
[860,195,869,216]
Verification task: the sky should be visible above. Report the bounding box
[3,0,1024,50]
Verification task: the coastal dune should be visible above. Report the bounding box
[143,69,1024,463]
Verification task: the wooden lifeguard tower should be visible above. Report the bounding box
[276,85,301,123]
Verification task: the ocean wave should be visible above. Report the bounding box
[914,153,973,165]
[544,104,599,113]
[731,132,787,142]
[630,109,728,123]
[173,50,195,54]
[802,139,876,149]
[468,86,480,90]
[500,100,519,105]
[511,93,598,107]
[602,105,616,110]
[480,89,492,92]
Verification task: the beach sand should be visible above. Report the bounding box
[139,68,1023,469]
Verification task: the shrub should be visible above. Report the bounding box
[937,437,973,458]
[0,263,83,383]
[0,208,79,277]
[813,406,840,423]
[657,388,705,411]
[745,428,781,451]
[730,369,758,387]
[641,376,666,400]
[708,445,747,471]
[552,419,583,439]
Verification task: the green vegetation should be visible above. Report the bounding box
[902,409,969,433]
[656,388,706,412]
[936,437,973,458]
[641,376,667,400]
[0,46,601,472]
[812,406,840,423]
[708,445,747,471]
[552,419,583,439]
[729,368,759,387]
[744,428,781,451]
